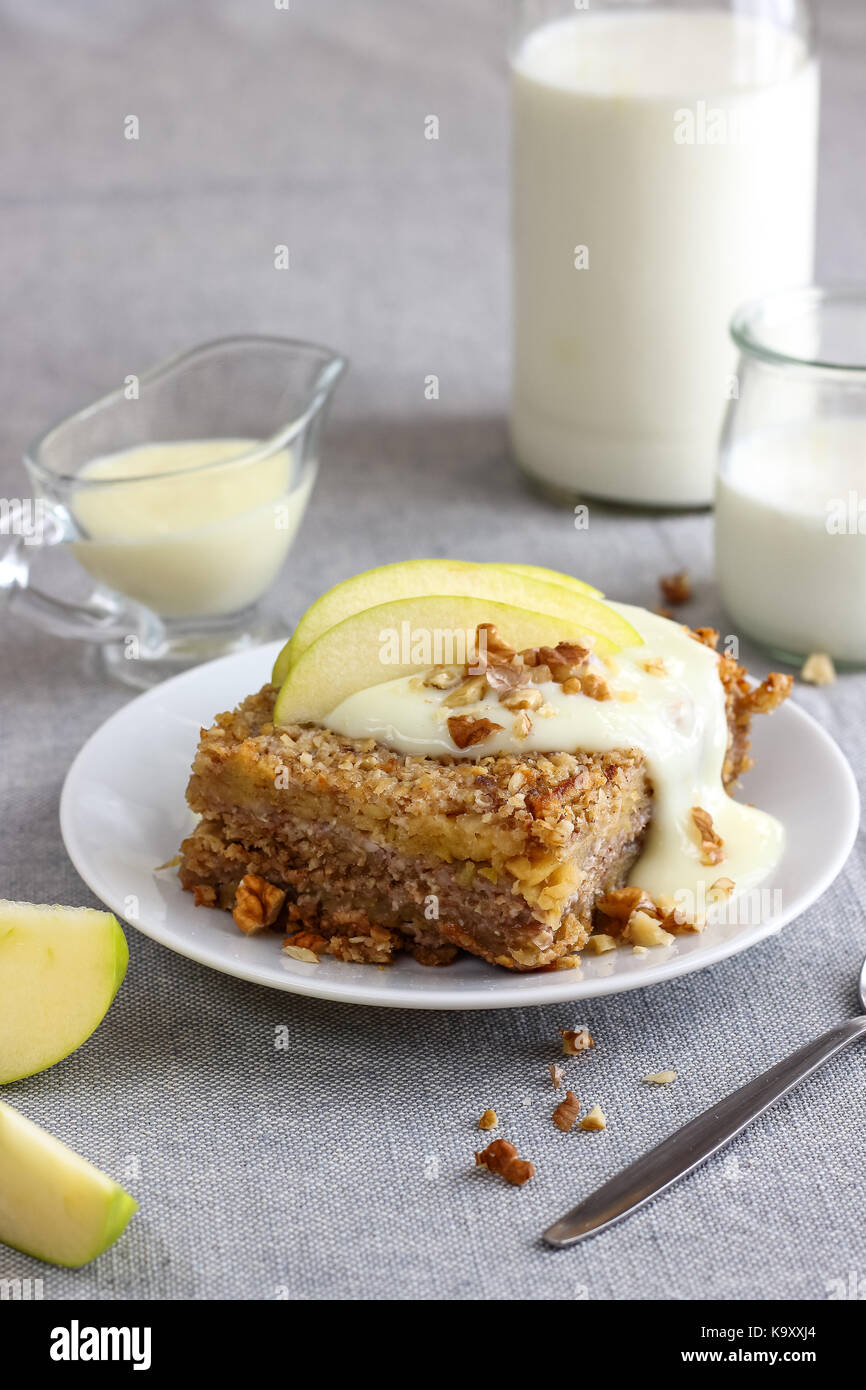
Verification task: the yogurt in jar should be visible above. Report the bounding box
[510,8,818,506]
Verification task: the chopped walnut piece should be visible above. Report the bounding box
[193,884,217,908]
[474,1138,534,1187]
[552,1089,581,1132]
[641,658,668,677]
[579,1105,607,1131]
[801,652,836,687]
[560,1027,594,1055]
[597,886,655,923]
[561,676,582,694]
[579,671,612,702]
[511,711,533,740]
[484,661,525,694]
[744,671,794,712]
[583,933,617,955]
[691,626,720,650]
[549,1063,565,1090]
[528,663,553,684]
[535,641,591,682]
[659,570,692,605]
[478,1108,498,1131]
[423,666,461,690]
[442,674,487,708]
[624,911,674,948]
[501,685,544,711]
[233,874,286,935]
[707,876,735,902]
[644,1070,677,1085]
[447,714,503,749]
[476,623,517,662]
[691,806,725,866]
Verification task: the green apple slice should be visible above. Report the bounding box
[273,593,640,726]
[0,901,128,1084]
[501,563,601,598]
[273,559,620,684]
[0,1099,137,1267]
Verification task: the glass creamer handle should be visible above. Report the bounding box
[0,508,141,644]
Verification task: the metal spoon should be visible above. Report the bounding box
[543,955,866,1248]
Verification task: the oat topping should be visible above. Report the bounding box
[691,806,725,866]
[659,570,692,606]
[233,874,286,934]
[447,714,503,749]
[579,1105,607,1131]
[478,1108,499,1131]
[474,1137,535,1187]
[559,1027,594,1055]
[801,652,836,687]
[552,1089,581,1132]
[283,942,320,963]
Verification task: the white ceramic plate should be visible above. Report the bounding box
[61,642,859,1010]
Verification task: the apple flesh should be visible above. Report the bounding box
[273,592,640,727]
[0,1099,137,1267]
[273,559,617,684]
[0,901,129,1084]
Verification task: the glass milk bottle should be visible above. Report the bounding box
[509,0,818,508]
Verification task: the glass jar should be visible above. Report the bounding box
[509,0,818,508]
[716,286,866,667]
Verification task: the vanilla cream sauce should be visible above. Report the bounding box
[322,603,783,903]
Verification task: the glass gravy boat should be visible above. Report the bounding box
[0,336,346,688]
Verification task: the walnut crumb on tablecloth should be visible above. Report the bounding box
[659,570,691,605]
[560,1027,594,1055]
[474,1138,534,1187]
[552,1090,581,1132]
[644,1070,678,1085]
[801,652,837,686]
[579,1105,607,1131]
[477,1108,498,1131]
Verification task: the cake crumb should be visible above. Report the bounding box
[560,1027,594,1055]
[801,652,836,686]
[477,1108,498,1131]
[552,1090,581,1132]
[474,1138,534,1187]
[579,1104,607,1131]
[644,1070,678,1085]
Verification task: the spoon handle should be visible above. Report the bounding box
[543,1016,866,1248]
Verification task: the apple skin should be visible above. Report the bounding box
[0,1099,138,1267]
[273,592,640,727]
[272,559,612,684]
[0,902,129,1085]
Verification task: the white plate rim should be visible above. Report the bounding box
[60,643,860,1010]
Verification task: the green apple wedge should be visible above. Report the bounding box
[0,901,128,1084]
[272,559,613,684]
[273,593,641,727]
[0,1099,137,1267]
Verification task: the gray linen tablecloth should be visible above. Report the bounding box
[1,0,864,1302]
